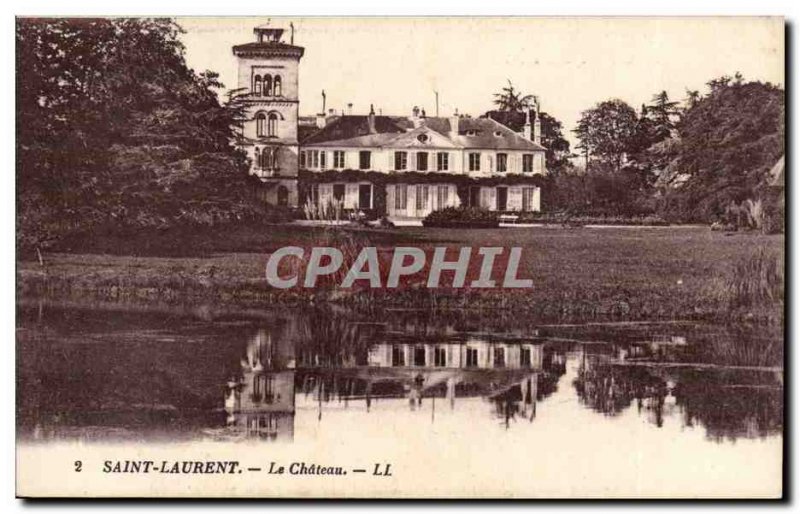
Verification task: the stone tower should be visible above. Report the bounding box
[233,23,304,207]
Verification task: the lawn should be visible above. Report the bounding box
[17,224,784,321]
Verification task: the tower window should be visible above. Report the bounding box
[256,113,267,137]
[256,147,277,170]
[263,147,273,169]
[268,113,278,137]
[253,75,262,96]
[264,75,273,96]
[273,75,282,96]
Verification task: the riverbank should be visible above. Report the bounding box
[16,224,784,322]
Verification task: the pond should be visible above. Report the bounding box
[16,302,784,496]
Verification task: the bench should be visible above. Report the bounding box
[499,214,520,224]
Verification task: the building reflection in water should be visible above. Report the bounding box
[225,319,567,437]
[225,328,296,441]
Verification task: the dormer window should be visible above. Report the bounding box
[466,129,477,136]
[417,133,429,144]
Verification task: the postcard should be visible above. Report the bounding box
[15,16,785,498]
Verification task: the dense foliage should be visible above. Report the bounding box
[563,76,784,227]
[658,78,784,223]
[16,18,261,255]
[422,207,500,228]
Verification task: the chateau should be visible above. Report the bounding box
[233,24,547,220]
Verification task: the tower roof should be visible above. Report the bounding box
[233,23,304,58]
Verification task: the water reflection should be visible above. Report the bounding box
[574,341,783,440]
[222,319,561,440]
[16,305,783,444]
[225,329,296,441]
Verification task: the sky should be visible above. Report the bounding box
[177,17,784,148]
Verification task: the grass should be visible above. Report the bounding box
[17,224,784,322]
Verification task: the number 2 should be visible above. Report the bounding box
[74,460,82,472]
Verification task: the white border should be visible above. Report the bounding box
[4,1,796,511]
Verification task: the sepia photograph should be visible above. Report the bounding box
[14,15,785,499]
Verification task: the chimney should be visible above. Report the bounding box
[523,108,532,140]
[316,113,326,129]
[449,109,459,138]
[347,103,353,115]
[368,104,376,134]
[533,107,542,145]
[411,106,422,128]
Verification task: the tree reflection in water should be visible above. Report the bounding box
[574,354,783,439]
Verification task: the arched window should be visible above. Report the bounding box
[254,147,261,168]
[264,75,272,96]
[268,113,279,137]
[253,75,262,96]
[273,75,282,96]
[256,112,267,137]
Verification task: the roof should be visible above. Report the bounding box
[298,124,321,143]
[232,42,304,58]
[301,115,407,145]
[300,115,546,151]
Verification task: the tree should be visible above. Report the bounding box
[573,99,640,170]
[493,80,536,113]
[647,91,680,142]
[16,18,261,255]
[684,89,701,110]
[486,81,570,173]
[659,76,784,222]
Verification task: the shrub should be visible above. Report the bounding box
[422,207,499,228]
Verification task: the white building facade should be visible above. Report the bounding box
[233,24,548,219]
